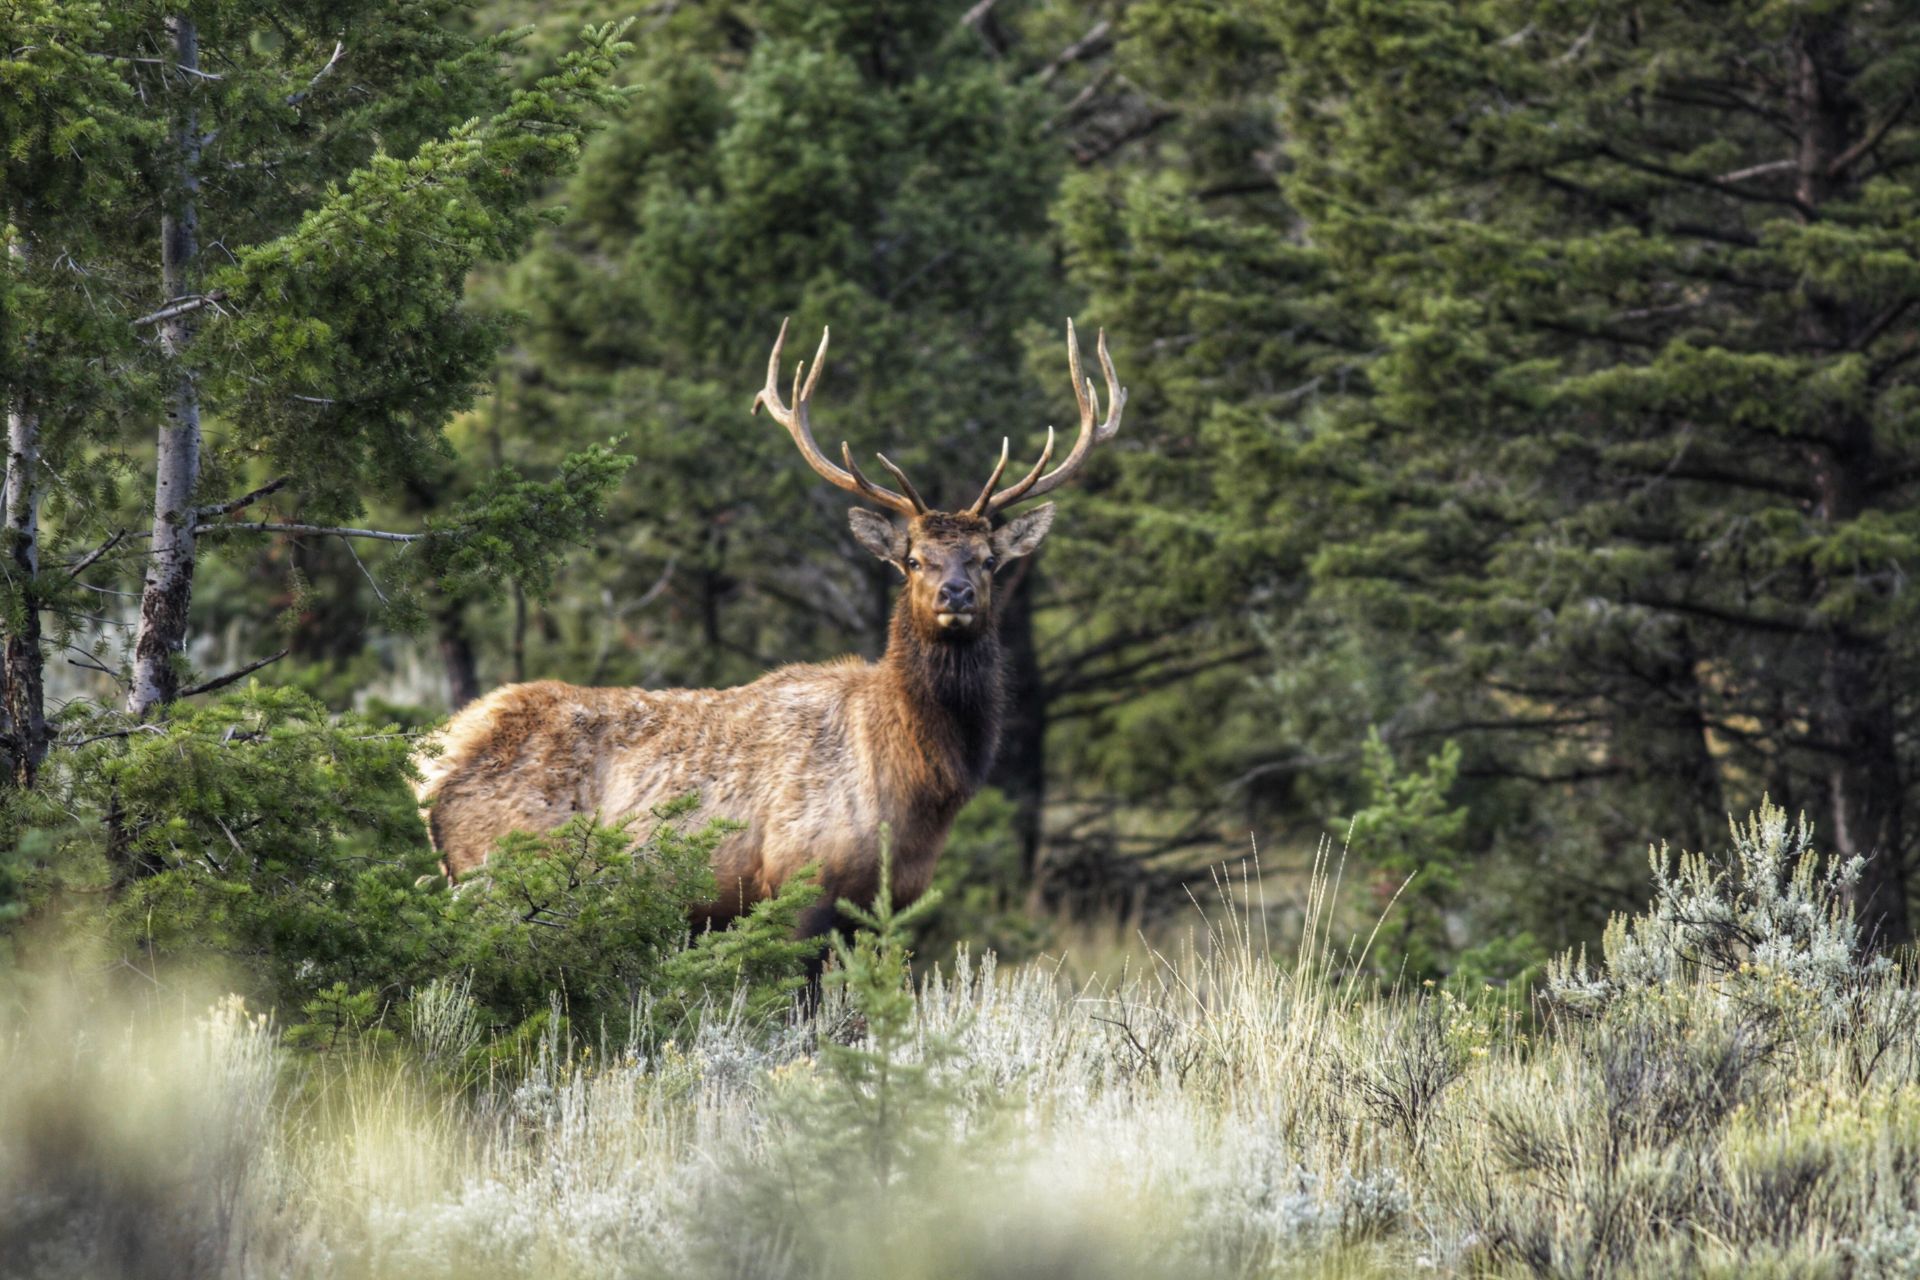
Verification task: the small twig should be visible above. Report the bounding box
[343,537,388,606]
[65,650,121,681]
[213,814,247,866]
[1045,65,1117,133]
[196,474,290,519]
[178,648,291,699]
[67,528,127,578]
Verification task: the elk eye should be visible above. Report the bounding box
[984,556,997,571]
[906,556,920,571]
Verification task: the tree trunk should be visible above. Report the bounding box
[988,555,1047,883]
[3,384,45,787]
[1788,16,1911,946]
[128,14,204,720]
[1821,638,1910,946]
[1632,631,1723,855]
[440,601,481,709]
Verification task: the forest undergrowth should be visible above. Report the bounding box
[4,804,1919,1280]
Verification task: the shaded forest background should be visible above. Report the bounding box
[5,0,1920,993]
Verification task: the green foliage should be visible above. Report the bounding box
[1347,729,1468,981]
[656,864,824,1031]
[445,804,722,1039]
[810,837,964,1185]
[696,835,981,1273]
[1548,803,1899,1026]
[213,19,638,517]
[486,0,1063,699]
[421,442,633,603]
[285,982,395,1055]
[1266,0,1920,941]
[13,680,755,1049]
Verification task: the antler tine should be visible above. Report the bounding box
[841,443,928,516]
[751,320,919,517]
[872,450,931,514]
[967,438,1011,516]
[982,426,1055,514]
[750,316,792,418]
[1093,326,1126,441]
[1067,317,1092,428]
[986,319,1126,512]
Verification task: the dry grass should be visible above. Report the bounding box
[4,812,1918,1279]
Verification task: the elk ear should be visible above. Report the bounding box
[990,502,1055,567]
[849,507,908,569]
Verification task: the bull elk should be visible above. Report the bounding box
[414,319,1125,937]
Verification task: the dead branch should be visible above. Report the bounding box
[286,39,345,106]
[66,529,127,578]
[131,290,228,327]
[196,474,290,519]
[192,520,425,543]
[178,648,290,699]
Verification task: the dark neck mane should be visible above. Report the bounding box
[880,598,1004,795]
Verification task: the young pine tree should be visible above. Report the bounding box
[1,6,632,881]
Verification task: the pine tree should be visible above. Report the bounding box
[1271,1,1920,943]
[0,6,633,839]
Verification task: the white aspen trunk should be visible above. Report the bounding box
[128,14,205,719]
[4,237,46,784]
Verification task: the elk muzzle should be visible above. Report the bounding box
[935,579,976,629]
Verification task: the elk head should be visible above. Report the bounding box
[752,319,1126,642]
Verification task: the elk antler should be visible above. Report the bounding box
[973,319,1125,516]
[752,319,927,517]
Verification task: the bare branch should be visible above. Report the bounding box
[65,651,121,682]
[1713,157,1795,183]
[66,529,127,578]
[196,474,289,519]
[192,520,425,543]
[100,54,223,80]
[178,648,290,699]
[1035,20,1112,86]
[959,0,999,26]
[342,537,388,606]
[286,40,345,107]
[62,724,166,749]
[131,290,227,327]
[1828,87,1918,179]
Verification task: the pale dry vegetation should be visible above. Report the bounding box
[5,807,1919,1279]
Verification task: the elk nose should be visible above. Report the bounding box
[937,581,975,611]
